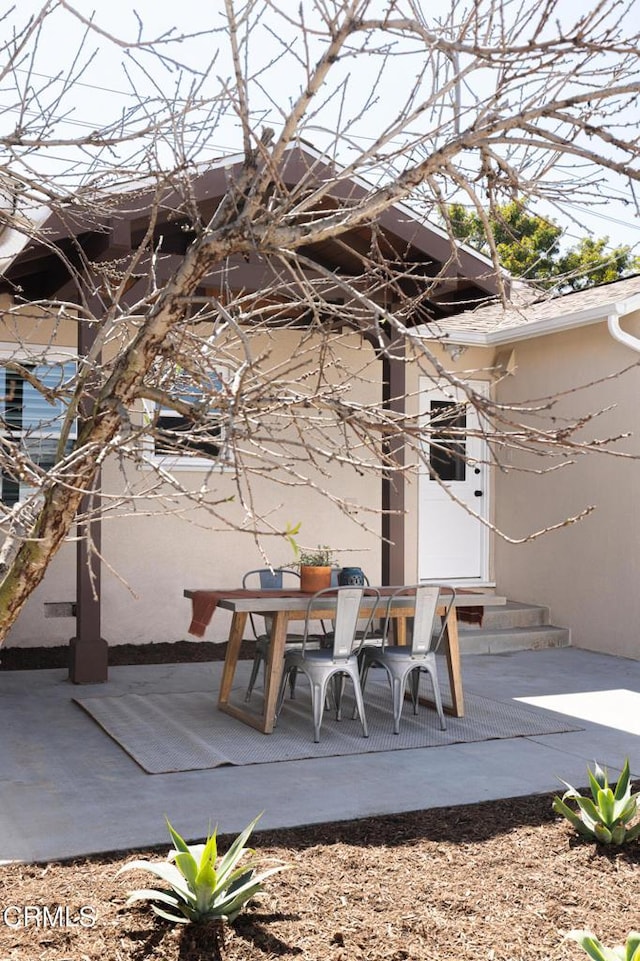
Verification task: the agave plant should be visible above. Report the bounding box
[567,929,640,961]
[117,813,287,925]
[553,758,640,844]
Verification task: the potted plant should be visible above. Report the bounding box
[297,546,335,592]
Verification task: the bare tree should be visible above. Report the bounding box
[1,0,640,644]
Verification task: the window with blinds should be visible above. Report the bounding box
[1,360,76,505]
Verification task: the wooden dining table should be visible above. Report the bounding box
[184,587,507,734]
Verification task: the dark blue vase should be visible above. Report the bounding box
[338,566,365,586]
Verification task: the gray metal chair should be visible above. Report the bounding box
[243,567,307,702]
[276,586,381,743]
[359,584,456,734]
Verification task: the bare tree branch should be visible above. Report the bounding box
[0,0,640,640]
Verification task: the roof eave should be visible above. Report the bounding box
[420,292,640,347]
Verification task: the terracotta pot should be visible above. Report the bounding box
[300,565,332,593]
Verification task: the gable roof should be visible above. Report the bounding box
[426,274,640,346]
[0,145,503,321]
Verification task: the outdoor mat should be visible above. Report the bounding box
[74,679,583,774]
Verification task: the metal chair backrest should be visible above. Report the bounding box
[326,570,371,634]
[242,568,300,590]
[382,584,456,655]
[242,568,300,638]
[304,586,381,661]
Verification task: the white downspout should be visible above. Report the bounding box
[607,311,640,353]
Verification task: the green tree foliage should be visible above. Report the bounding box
[448,202,640,290]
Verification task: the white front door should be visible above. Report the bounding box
[418,379,490,582]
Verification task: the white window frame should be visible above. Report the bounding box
[0,343,78,506]
[141,363,232,472]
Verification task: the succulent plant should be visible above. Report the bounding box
[567,929,640,961]
[118,814,287,925]
[553,758,640,844]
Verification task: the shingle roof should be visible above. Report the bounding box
[428,274,640,342]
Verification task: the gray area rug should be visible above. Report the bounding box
[74,678,583,774]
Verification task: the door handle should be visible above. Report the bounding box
[474,490,483,497]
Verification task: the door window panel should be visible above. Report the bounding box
[429,400,466,482]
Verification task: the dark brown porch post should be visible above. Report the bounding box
[69,315,108,683]
[381,333,406,586]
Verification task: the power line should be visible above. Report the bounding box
[14,68,142,101]
[7,75,640,241]
[559,200,640,234]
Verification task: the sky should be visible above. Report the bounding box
[4,0,640,256]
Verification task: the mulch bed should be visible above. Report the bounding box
[2,643,639,960]
[0,640,252,671]
[1,794,639,961]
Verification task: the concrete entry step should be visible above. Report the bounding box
[457,600,570,654]
[458,624,571,655]
[462,600,552,631]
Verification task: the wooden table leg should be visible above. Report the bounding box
[414,605,465,717]
[262,610,289,735]
[394,615,407,646]
[218,611,248,708]
[443,608,465,717]
[217,609,290,734]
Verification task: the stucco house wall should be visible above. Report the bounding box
[4,322,501,649]
[493,313,640,659]
[4,327,505,649]
[93,333,501,647]
[4,327,388,648]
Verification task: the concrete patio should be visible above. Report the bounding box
[1,646,639,864]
